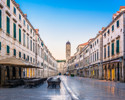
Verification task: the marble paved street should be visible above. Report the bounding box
[61,76,125,100]
[0,79,71,100]
[1,76,125,100]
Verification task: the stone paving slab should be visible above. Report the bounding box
[61,76,125,100]
[0,81,71,100]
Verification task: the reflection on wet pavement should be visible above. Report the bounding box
[1,76,125,100]
[61,76,125,100]
[0,80,71,100]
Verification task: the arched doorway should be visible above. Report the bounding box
[6,66,10,80]
[0,67,1,84]
[104,65,107,79]
[19,67,21,78]
[112,64,115,81]
[108,65,111,80]
[12,67,16,79]
[117,63,120,81]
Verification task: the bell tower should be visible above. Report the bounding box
[66,41,71,60]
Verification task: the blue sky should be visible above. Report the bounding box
[15,0,125,60]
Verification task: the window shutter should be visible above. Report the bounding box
[7,16,10,34]
[19,52,21,58]
[19,28,21,42]
[117,20,119,27]
[7,45,10,54]
[0,42,1,50]
[13,23,16,39]
[0,10,2,28]
[116,40,119,53]
[14,49,16,56]
[112,25,114,32]
[7,0,10,8]
[112,43,114,55]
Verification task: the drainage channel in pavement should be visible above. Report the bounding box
[61,77,80,100]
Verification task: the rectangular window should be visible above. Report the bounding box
[116,39,119,53]
[95,52,96,61]
[7,45,10,54]
[6,16,10,34]
[112,42,114,55]
[93,53,94,62]
[112,25,114,32]
[108,45,110,57]
[13,7,16,15]
[19,28,21,43]
[23,33,25,46]
[19,14,21,20]
[97,51,99,60]
[33,42,35,53]
[27,36,29,49]
[27,55,29,61]
[30,29,32,33]
[13,49,16,56]
[24,54,25,59]
[7,0,10,8]
[104,33,106,37]
[117,20,119,27]
[30,39,32,51]
[30,57,32,63]
[0,42,1,50]
[13,23,16,39]
[107,29,110,34]
[0,10,2,28]
[27,24,29,30]
[104,47,106,58]
[19,52,21,58]
[23,20,25,26]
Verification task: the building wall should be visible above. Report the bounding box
[0,0,57,86]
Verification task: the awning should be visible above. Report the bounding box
[0,57,37,68]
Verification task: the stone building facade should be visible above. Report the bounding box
[0,0,57,86]
[67,6,125,82]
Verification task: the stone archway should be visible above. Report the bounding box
[0,66,1,85]
[107,65,111,80]
[111,64,115,81]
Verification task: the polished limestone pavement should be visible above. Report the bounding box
[1,76,125,100]
[0,79,71,100]
[61,76,125,100]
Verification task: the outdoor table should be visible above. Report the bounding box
[24,78,46,88]
[47,78,61,88]
[7,79,22,87]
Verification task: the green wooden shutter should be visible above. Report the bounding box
[112,25,114,32]
[13,23,16,39]
[7,16,10,34]
[108,46,110,57]
[19,52,21,58]
[19,28,21,42]
[116,40,119,53]
[14,7,16,15]
[0,42,1,50]
[117,20,119,27]
[112,43,114,55]
[14,49,16,56]
[7,45,10,54]
[0,10,2,29]
[7,0,10,8]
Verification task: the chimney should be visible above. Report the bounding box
[120,6,125,11]
[35,29,39,34]
[99,31,102,34]
[16,4,20,8]
[112,14,116,20]
[102,27,105,31]
[24,14,27,18]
